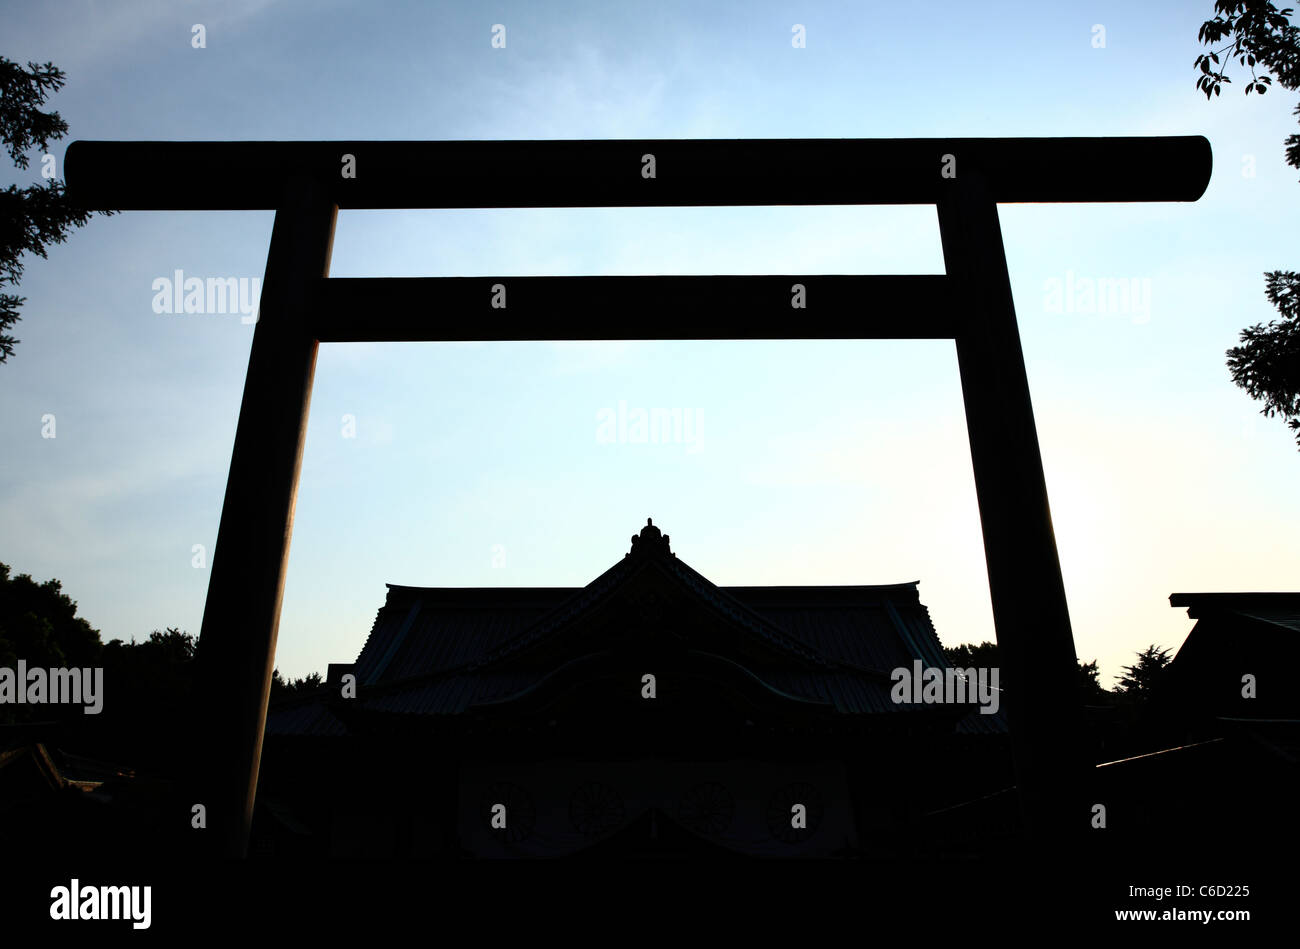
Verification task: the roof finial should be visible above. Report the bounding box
[628,516,672,557]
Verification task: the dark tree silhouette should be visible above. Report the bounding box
[1114,644,1174,700]
[0,561,102,672]
[103,627,197,671]
[0,561,102,728]
[95,628,197,765]
[1227,272,1300,445]
[1195,2,1300,447]
[942,640,1001,670]
[943,639,1111,701]
[941,639,1112,696]
[0,57,111,364]
[271,668,324,697]
[0,560,199,765]
[1076,659,1110,703]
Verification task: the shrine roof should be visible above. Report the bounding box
[267,519,1007,734]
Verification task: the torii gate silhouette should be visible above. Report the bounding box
[67,136,1211,858]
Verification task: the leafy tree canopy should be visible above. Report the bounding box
[0,57,109,364]
[1194,2,1300,447]
[0,560,102,669]
[1114,644,1174,699]
[271,669,324,698]
[942,640,1111,702]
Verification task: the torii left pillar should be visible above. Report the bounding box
[190,179,337,857]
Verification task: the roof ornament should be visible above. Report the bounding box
[628,517,672,558]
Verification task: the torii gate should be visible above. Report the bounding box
[66,136,1212,858]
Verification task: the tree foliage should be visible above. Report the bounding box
[1076,659,1110,703]
[942,640,1000,670]
[1226,271,1300,443]
[0,57,109,364]
[271,668,324,698]
[100,629,197,721]
[0,561,102,671]
[942,640,1111,702]
[104,627,198,668]
[1195,3,1300,447]
[1114,644,1174,699]
[1195,1,1300,102]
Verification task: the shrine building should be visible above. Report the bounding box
[260,518,1012,859]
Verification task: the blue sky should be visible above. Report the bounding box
[1,0,1297,687]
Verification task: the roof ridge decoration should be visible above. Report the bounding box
[468,518,839,672]
[627,517,673,558]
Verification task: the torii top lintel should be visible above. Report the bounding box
[64,136,1211,211]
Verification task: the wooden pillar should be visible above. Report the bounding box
[936,173,1085,849]
[191,179,337,857]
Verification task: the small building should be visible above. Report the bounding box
[1166,592,1300,721]
[1080,591,1300,863]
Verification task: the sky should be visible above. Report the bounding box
[1,0,1296,688]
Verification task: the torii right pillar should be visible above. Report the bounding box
[938,169,1085,851]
